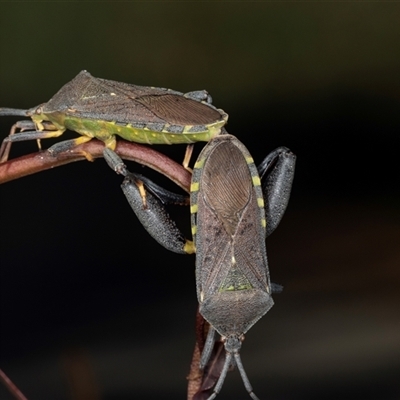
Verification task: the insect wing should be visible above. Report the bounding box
[43,70,161,124]
[192,135,269,302]
[97,75,224,126]
[43,70,223,127]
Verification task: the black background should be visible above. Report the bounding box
[1,3,399,400]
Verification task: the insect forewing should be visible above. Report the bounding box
[192,135,270,303]
[43,70,222,126]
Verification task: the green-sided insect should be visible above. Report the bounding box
[0,70,228,163]
[104,135,295,399]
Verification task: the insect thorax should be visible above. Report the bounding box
[200,289,274,337]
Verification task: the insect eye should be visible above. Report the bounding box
[36,107,42,114]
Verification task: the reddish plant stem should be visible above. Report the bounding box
[0,139,191,192]
[0,369,28,400]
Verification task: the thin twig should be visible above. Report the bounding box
[0,139,191,192]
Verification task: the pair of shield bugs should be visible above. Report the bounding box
[0,70,228,164]
[104,134,296,400]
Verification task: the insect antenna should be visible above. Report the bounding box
[234,353,260,400]
[0,108,28,117]
[207,352,232,400]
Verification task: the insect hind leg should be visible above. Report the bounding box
[258,146,296,237]
[103,147,194,254]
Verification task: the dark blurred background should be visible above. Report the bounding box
[1,3,399,400]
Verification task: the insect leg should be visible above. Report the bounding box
[2,127,64,143]
[103,147,128,175]
[47,136,94,160]
[0,120,61,162]
[0,120,36,162]
[182,144,194,172]
[132,173,189,207]
[104,148,189,207]
[184,90,213,104]
[258,146,296,237]
[6,120,36,131]
[200,326,217,369]
[103,148,194,254]
[271,282,284,293]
